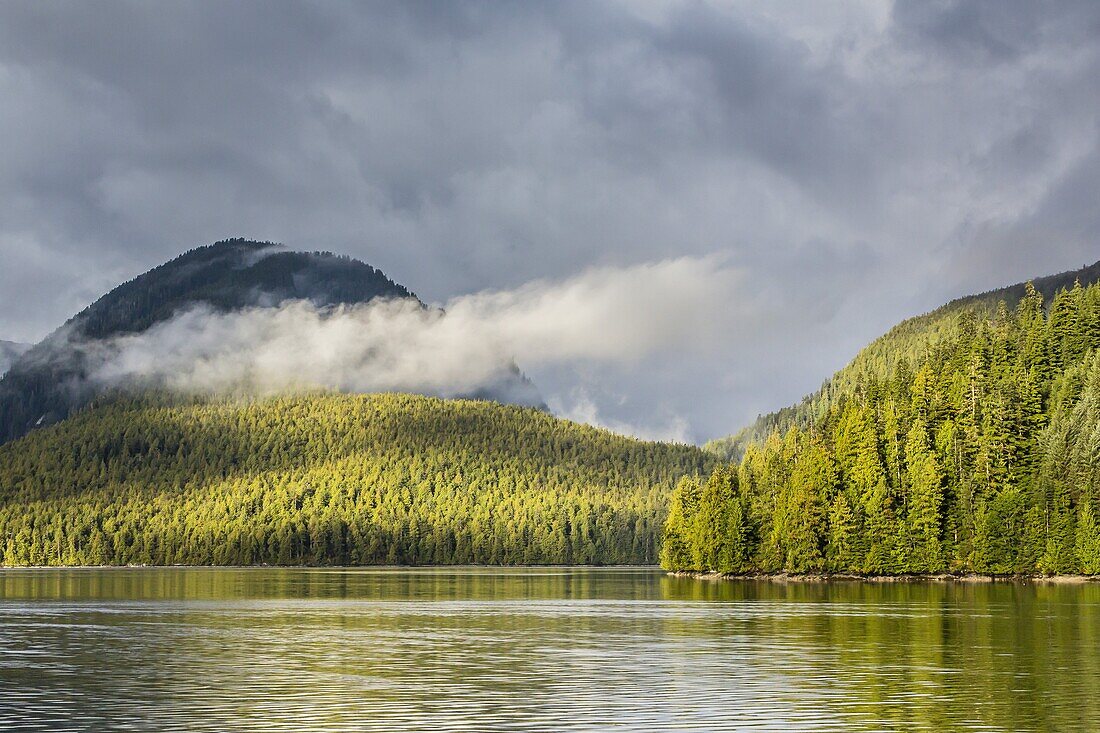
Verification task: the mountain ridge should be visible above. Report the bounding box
[709,258,1100,461]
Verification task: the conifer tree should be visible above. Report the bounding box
[1077,501,1100,575]
[826,492,859,571]
[779,437,833,572]
[905,419,943,572]
[661,477,702,570]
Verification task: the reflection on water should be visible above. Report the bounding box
[1,567,1098,732]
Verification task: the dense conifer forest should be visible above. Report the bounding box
[0,393,712,566]
[664,279,1100,576]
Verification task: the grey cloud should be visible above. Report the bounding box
[892,0,1043,62]
[892,0,1100,64]
[2,0,1100,440]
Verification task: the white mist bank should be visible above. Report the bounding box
[81,256,745,419]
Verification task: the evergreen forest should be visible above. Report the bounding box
[0,393,712,566]
[664,279,1100,575]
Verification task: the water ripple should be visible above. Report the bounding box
[0,567,1096,732]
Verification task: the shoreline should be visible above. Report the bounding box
[668,570,1100,584]
[0,563,653,571]
[0,565,1096,583]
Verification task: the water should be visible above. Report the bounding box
[1,568,1098,732]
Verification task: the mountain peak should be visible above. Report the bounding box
[66,239,416,342]
[0,240,535,445]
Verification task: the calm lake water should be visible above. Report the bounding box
[1,567,1098,732]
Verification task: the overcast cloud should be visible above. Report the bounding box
[82,257,744,442]
[1,0,1099,441]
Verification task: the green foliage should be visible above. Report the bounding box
[1077,501,1100,574]
[669,278,1100,576]
[904,419,943,573]
[660,465,754,574]
[659,477,700,570]
[0,393,713,566]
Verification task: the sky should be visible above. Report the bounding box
[1,0,1099,443]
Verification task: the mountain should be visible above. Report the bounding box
[0,341,29,377]
[667,265,1100,576]
[708,260,1100,462]
[0,239,540,444]
[0,392,713,566]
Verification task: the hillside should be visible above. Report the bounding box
[0,239,539,445]
[708,259,1100,461]
[666,275,1100,576]
[0,392,713,566]
[0,340,29,376]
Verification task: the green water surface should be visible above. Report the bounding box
[1,567,1097,731]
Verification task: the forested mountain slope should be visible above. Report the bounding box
[0,341,29,377]
[0,239,414,444]
[0,393,713,566]
[666,277,1100,576]
[708,260,1100,462]
[0,239,541,445]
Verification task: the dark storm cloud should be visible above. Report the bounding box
[1,0,1099,441]
[892,0,1100,64]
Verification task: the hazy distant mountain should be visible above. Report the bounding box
[707,259,1100,461]
[0,340,29,376]
[0,239,541,444]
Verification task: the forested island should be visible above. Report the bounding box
[663,279,1100,577]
